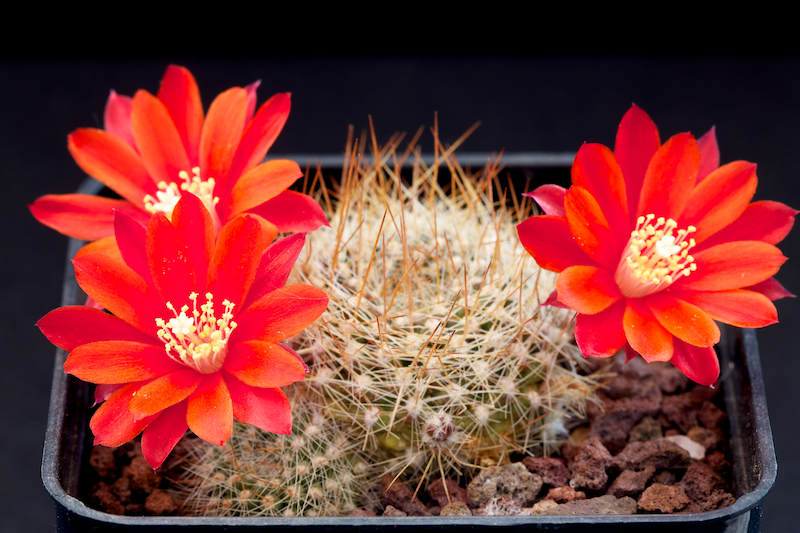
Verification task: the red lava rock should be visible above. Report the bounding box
[661,393,698,433]
[678,461,729,503]
[653,470,677,485]
[472,495,522,516]
[125,503,144,514]
[90,482,125,515]
[380,474,431,516]
[560,442,581,465]
[90,447,117,481]
[648,362,689,394]
[569,437,612,491]
[588,382,662,453]
[638,483,690,513]
[538,495,638,515]
[145,489,178,515]
[124,456,161,495]
[349,509,377,516]
[683,491,736,513]
[522,456,570,487]
[544,486,586,503]
[111,476,132,504]
[440,501,472,516]
[467,463,542,507]
[606,465,656,498]
[703,450,732,479]
[698,401,727,429]
[687,426,722,452]
[628,417,663,443]
[612,439,692,471]
[426,478,468,507]
[382,505,408,517]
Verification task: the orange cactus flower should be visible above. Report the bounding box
[30,65,327,246]
[518,105,796,386]
[37,194,328,469]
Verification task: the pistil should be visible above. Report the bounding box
[156,292,237,374]
[614,214,697,298]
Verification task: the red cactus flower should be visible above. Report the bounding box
[30,65,327,248]
[518,105,796,386]
[37,193,328,469]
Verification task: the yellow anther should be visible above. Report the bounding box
[614,214,697,298]
[155,292,237,374]
[142,168,220,220]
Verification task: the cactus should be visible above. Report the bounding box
[175,128,601,516]
[175,392,375,517]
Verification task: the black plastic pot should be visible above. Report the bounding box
[42,155,777,532]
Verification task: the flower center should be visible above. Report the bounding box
[155,292,237,374]
[614,214,697,298]
[143,167,220,220]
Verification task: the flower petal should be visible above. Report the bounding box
[91,383,156,448]
[614,104,660,222]
[207,214,265,308]
[156,65,204,166]
[564,186,620,271]
[623,298,673,362]
[227,159,303,218]
[131,90,191,185]
[37,306,157,352]
[556,266,623,315]
[103,91,136,152]
[646,293,720,347]
[199,87,248,194]
[574,300,626,357]
[227,93,292,188]
[64,341,182,384]
[524,184,566,217]
[114,210,152,285]
[745,278,795,301]
[186,372,232,446]
[146,212,196,307]
[678,241,787,292]
[171,193,216,296]
[73,252,164,333]
[698,200,798,249]
[141,401,188,470]
[680,160,757,244]
[670,339,719,387]
[638,133,700,220]
[541,288,569,308]
[243,233,307,310]
[571,143,628,237]
[128,369,202,419]
[233,284,328,344]
[225,372,292,434]
[224,340,306,388]
[667,288,778,328]
[29,194,148,241]
[244,80,260,123]
[696,127,720,182]
[68,128,152,205]
[248,190,330,233]
[517,215,595,273]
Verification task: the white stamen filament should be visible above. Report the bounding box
[156,292,237,374]
[143,167,220,223]
[614,214,697,298]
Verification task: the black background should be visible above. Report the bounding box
[3,54,799,531]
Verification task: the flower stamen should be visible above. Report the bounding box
[614,214,697,298]
[144,167,220,219]
[156,292,237,374]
